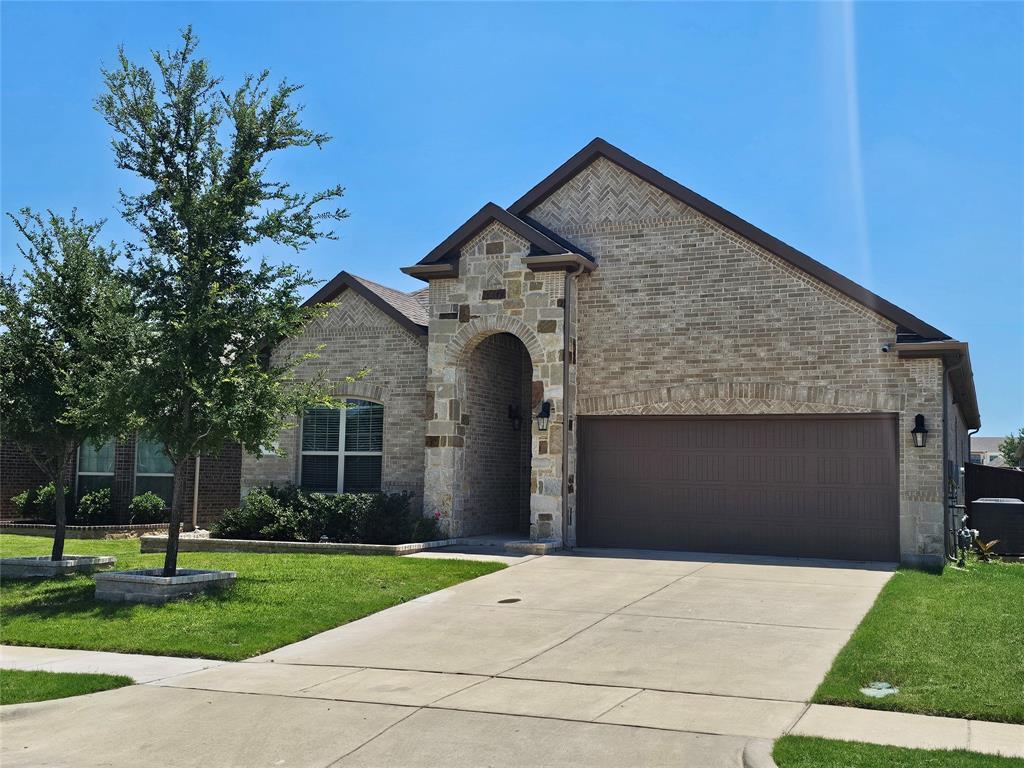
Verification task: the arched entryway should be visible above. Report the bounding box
[461,333,532,536]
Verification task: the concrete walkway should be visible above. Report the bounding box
[3,548,1022,765]
[0,644,223,683]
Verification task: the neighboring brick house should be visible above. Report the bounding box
[0,437,240,527]
[239,139,980,568]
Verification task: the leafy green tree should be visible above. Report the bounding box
[96,28,346,575]
[999,428,1024,469]
[0,211,136,560]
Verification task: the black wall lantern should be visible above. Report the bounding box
[507,405,522,431]
[911,414,929,448]
[536,401,552,431]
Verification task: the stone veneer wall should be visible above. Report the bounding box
[525,156,953,566]
[423,222,571,540]
[241,289,428,505]
[462,333,532,535]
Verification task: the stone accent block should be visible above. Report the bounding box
[1,555,116,579]
[138,534,462,557]
[94,568,236,604]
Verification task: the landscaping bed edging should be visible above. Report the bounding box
[1,555,117,579]
[95,568,236,604]
[139,535,464,557]
[1,522,170,540]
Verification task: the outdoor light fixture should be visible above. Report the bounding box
[507,404,522,431]
[911,414,929,448]
[536,401,552,432]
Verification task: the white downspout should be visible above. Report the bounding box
[191,456,201,531]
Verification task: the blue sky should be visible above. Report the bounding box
[2,2,1022,435]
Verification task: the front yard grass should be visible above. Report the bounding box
[0,534,503,661]
[813,559,1024,724]
[773,736,1023,768]
[1,669,133,705]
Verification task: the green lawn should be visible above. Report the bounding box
[774,736,1023,768]
[1,668,133,705]
[814,559,1024,724]
[0,534,503,661]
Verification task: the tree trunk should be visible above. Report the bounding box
[162,459,191,576]
[50,472,67,561]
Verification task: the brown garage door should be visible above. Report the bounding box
[579,415,899,561]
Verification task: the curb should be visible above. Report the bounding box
[139,534,466,557]
[742,739,778,768]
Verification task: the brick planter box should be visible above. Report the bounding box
[1,555,116,579]
[0,522,171,540]
[139,535,463,557]
[95,568,236,604]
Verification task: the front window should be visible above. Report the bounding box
[135,439,174,507]
[77,440,115,499]
[300,400,383,493]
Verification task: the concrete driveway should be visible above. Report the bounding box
[1,548,893,767]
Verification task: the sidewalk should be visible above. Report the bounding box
[789,703,1024,759]
[1,644,223,683]
[3,644,1022,759]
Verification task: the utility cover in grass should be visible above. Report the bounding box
[860,681,899,698]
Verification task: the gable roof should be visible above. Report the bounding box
[970,437,1005,454]
[510,138,949,342]
[402,202,594,279]
[303,271,428,336]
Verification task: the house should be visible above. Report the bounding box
[241,138,980,568]
[969,437,1008,468]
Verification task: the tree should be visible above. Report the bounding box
[96,28,346,576]
[0,211,136,560]
[999,428,1024,469]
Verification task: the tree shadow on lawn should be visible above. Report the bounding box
[0,573,238,622]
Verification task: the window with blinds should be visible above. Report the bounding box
[135,438,175,507]
[300,400,383,493]
[77,440,115,499]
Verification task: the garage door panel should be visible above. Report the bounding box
[580,416,899,561]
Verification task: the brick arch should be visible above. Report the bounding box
[445,315,546,369]
[330,380,387,403]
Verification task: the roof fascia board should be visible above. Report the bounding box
[400,263,458,281]
[510,138,948,341]
[417,202,569,266]
[896,341,980,429]
[523,253,597,272]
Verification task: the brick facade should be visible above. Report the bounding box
[0,441,50,519]
[522,155,963,566]
[241,289,428,503]
[1,437,240,525]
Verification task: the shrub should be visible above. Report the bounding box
[210,489,284,539]
[11,487,40,518]
[76,488,114,524]
[128,492,167,524]
[209,487,431,544]
[11,483,71,523]
[412,513,442,543]
[362,491,417,544]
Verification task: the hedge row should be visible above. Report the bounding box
[12,484,167,525]
[211,486,439,545]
